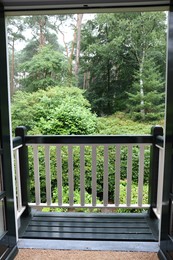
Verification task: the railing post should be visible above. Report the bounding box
[148,125,163,217]
[15,126,30,217]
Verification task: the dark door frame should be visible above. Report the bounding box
[158,1,173,259]
[0,1,173,259]
[0,5,18,260]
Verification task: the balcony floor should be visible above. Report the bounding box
[19,211,158,242]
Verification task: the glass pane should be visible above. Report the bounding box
[0,157,3,192]
[0,199,5,238]
[170,200,173,236]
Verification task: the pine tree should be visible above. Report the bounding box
[127,58,165,121]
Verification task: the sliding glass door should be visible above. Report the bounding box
[0,155,8,258]
[0,7,18,259]
[0,124,17,260]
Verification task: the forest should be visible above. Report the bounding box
[8,12,167,210]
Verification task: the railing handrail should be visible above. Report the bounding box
[156,135,164,148]
[24,134,153,145]
[12,126,164,218]
[149,126,164,219]
[13,136,22,149]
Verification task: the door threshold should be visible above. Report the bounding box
[18,239,159,252]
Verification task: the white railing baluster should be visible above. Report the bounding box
[138,145,145,207]
[156,147,164,216]
[92,145,97,206]
[127,145,133,207]
[25,138,152,210]
[33,145,41,205]
[14,149,22,212]
[56,145,62,206]
[115,145,121,206]
[80,145,85,206]
[45,145,51,206]
[68,145,74,207]
[103,145,109,206]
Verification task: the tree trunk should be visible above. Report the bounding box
[139,52,145,118]
[74,14,83,82]
[68,29,77,77]
[39,17,46,47]
[107,59,111,114]
[83,71,90,89]
[10,38,15,98]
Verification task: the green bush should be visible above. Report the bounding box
[117,181,149,213]
[11,86,98,135]
[97,112,157,135]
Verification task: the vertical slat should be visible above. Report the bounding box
[103,145,109,206]
[14,149,22,211]
[127,145,133,207]
[80,145,85,206]
[45,145,51,206]
[68,145,74,207]
[115,145,121,206]
[138,145,145,207]
[11,151,19,241]
[15,127,30,217]
[92,145,97,206]
[157,148,164,215]
[33,145,41,205]
[56,145,62,206]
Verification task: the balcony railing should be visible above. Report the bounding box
[12,126,164,223]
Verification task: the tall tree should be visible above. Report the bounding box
[80,14,135,115]
[8,14,86,91]
[49,14,84,85]
[19,45,68,92]
[120,12,166,119]
[127,58,165,120]
[80,12,166,117]
[7,15,65,93]
[7,17,25,96]
[74,14,83,79]
[18,15,62,64]
[24,16,48,48]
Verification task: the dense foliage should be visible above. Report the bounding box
[8,12,166,121]
[80,12,166,118]
[19,45,68,92]
[11,86,97,135]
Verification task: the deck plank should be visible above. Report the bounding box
[20,212,158,242]
[22,232,155,241]
[34,212,146,218]
[32,216,146,223]
[27,226,151,234]
[29,221,148,228]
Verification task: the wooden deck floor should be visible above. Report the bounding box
[19,212,158,242]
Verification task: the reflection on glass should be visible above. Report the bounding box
[0,199,5,238]
[170,201,173,236]
[0,157,2,192]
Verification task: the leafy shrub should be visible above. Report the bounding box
[97,112,157,135]
[117,181,149,213]
[11,86,97,135]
